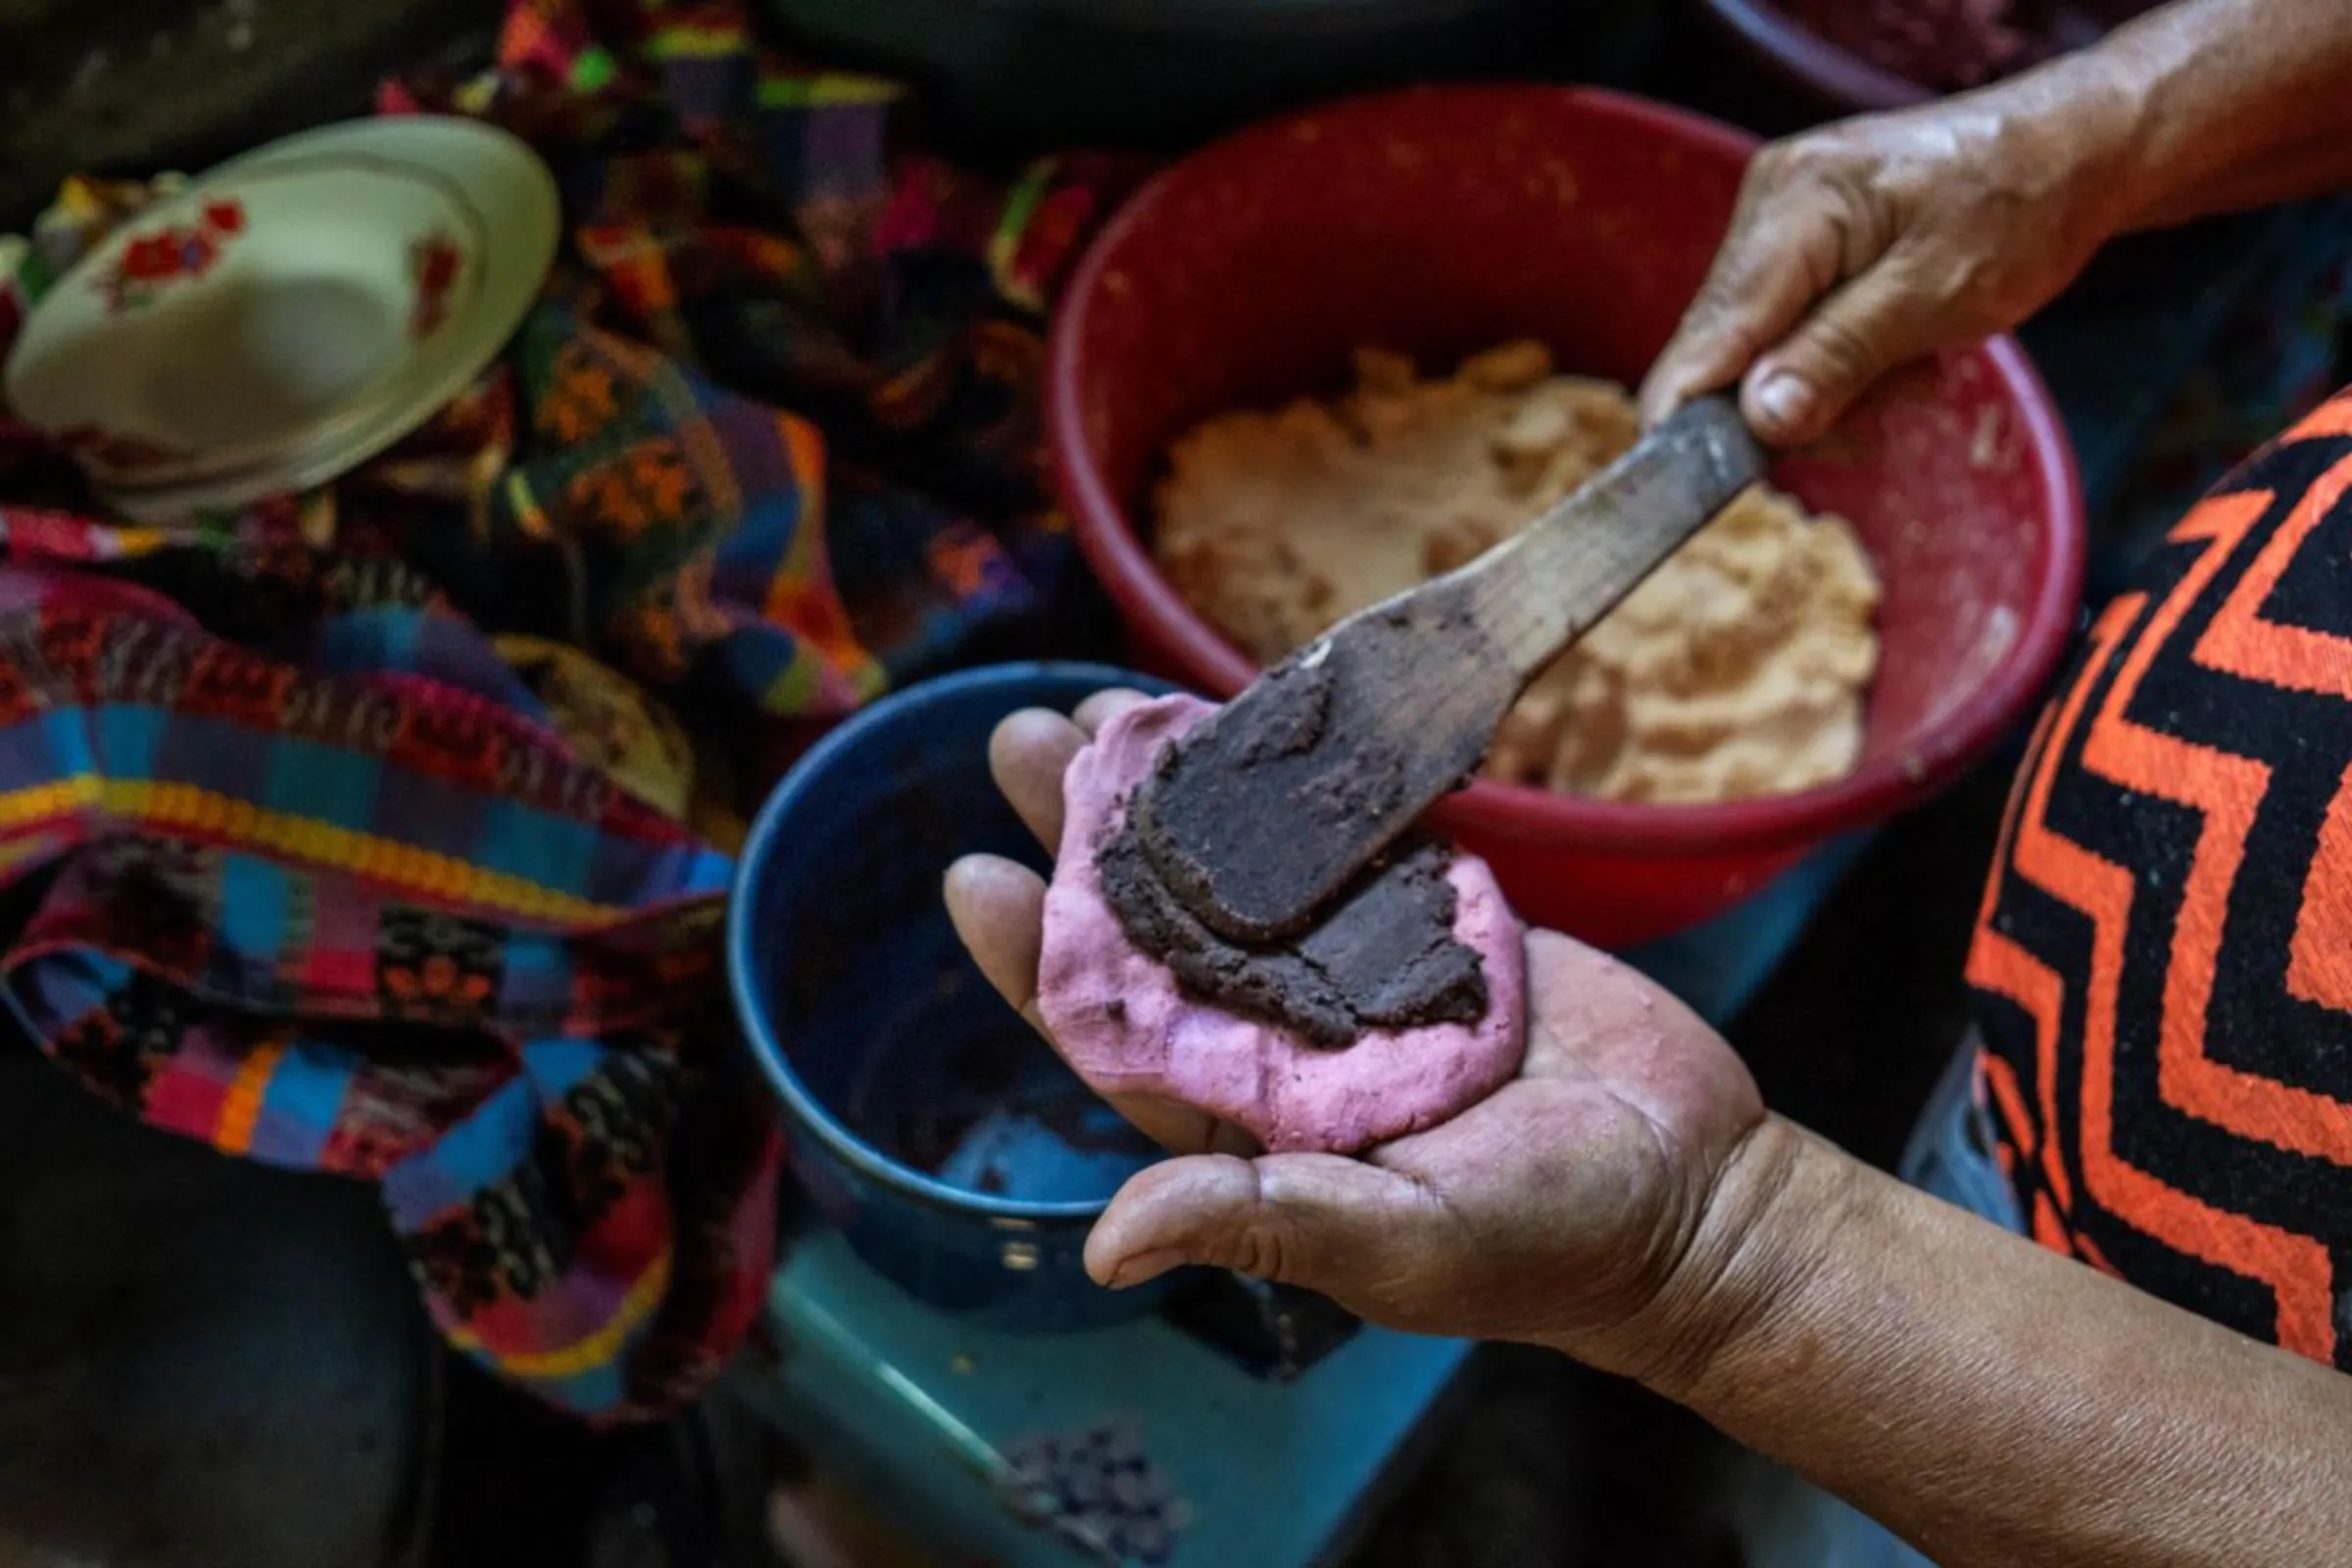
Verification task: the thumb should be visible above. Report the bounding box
[1738,254,1945,446]
[1085,1152,1444,1298]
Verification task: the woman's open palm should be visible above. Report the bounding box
[942,691,1772,1364]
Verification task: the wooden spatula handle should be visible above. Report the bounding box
[1455,393,1766,682]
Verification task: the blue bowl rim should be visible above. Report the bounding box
[726,659,1176,1223]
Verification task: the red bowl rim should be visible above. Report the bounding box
[1690,0,1936,113]
[1048,82,2087,859]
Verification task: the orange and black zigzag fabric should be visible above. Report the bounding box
[1968,388,2352,1365]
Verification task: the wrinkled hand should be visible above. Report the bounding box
[1641,73,2135,447]
[941,690,1774,1373]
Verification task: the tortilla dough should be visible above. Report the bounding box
[1155,344,1883,805]
[1038,696,1528,1155]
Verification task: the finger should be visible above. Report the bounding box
[945,855,1050,1033]
[1740,251,1945,446]
[1084,1151,1444,1295]
[1072,687,1151,737]
[989,709,1086,851]
[1639,187,1848,430]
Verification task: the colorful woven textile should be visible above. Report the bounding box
[0,0,1140,1420]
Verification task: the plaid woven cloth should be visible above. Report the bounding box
[0,0,1141,1421]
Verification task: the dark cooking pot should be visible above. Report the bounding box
[766,0,1644,149]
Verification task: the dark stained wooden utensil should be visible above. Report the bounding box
[1130,393,1767,942]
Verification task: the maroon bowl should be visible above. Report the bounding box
[1687,0,2156,129]
[1048,84,2086,949]
[1693,0,1930,120]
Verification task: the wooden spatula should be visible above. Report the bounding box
[1130,393,1767,942]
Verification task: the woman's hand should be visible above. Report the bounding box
[941,690,1786,1377]
[942,689,2352,1568]
[1640,67,2140,447]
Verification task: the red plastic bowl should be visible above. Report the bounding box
[1048,84,2085,949]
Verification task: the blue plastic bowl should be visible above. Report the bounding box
[728,662,1180,1331]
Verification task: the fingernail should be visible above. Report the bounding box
[1105,1249,1188,1290]
[1752,370,1814,434]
